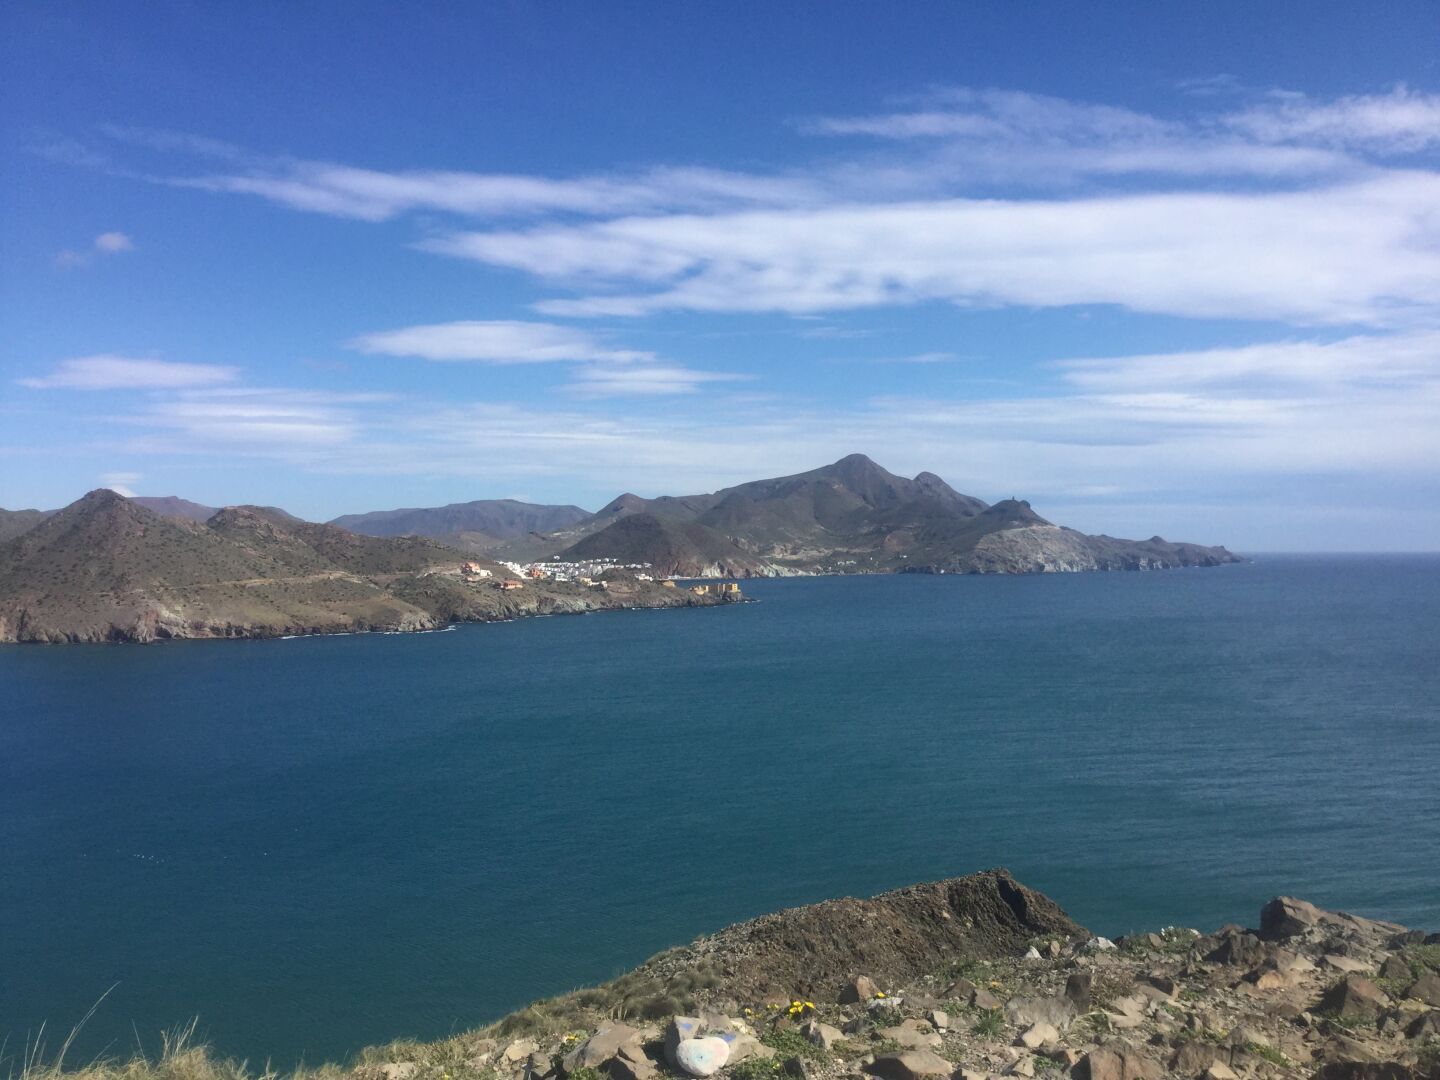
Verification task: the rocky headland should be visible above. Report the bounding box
[0,490,744,644]
[25,871,1438,1080]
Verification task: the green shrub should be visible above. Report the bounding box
[971,1010,1004,1038]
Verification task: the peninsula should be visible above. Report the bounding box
[0,490,742,644]
[335,455,1242,578]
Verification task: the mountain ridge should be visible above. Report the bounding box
[521,454,1240,576]
[0,491,740,644]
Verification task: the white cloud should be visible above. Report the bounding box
[99,471,141,497]
[429,173,1440,326]
[348,320,654,363]
[54,231,136,269]
[93,231,134,253]
[1226,87,1440,153]
[565,364,746,397]
[20,355,240,390]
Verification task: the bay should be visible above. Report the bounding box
[2,555,1438,1066]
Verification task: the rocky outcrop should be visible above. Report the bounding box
[47,879,1440,1080]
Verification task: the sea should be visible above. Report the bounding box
[2,555,1438,1068]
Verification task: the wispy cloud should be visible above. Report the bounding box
[431,173,1440,326]
[1224,87,1440,153]
[94,120,823,223]
[19,355,239,390]
[564,364,746,397]
[348,320,654,363]
[350,319,742,397]
[55,231,136,269]
[123,388,365,451]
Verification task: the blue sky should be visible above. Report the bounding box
[3,2,1439,549]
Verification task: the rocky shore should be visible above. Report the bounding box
[22,872,1439,1080]
[353,873,1438,1080]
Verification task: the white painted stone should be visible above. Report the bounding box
[675,1037,730,1078]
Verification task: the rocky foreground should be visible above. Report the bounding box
[350,872,1438,1080]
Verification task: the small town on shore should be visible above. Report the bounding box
[456,558,742,600]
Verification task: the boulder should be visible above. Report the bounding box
[502,1040,541,1065]
[1406,971,1440,1006]
[1312,1065,1426,1080]
[1073,1042,1163,1080]
[943,977,978,1002]
[1319,976,1392,1019]
[673,1037,730,1078]
[1017,1022,1059,1049]
[1004,995,1076,1030]
[1206,931,1267,968]
[878,1023,942,1051]
[664,1018,705,1067]
[972,987,1002,1011]
[864,1051,955,1080]
[564,1025,644,1073]
[1065,971,1094,1012]
[1170,1040,1222,1075]
[801,1020,845,1051]
[605,1058,656,1080]
[927,1009,949,1032]
[1202,1065,1237,1080]
[1260,896,1326,939]
[1379,955,1413,982]
[1102,995,1150,1032]
[840,975,880,1004]
[1325,955,1375,974]
[715,1033,772,1065]
[1406,1011,1440,1040]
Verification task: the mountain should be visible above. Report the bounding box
[130,495,219,522]
[330,499,591,552]
[558,513,772,578]
[506,454,1241,576]
[0,508,51,543]
[0,491,738,643]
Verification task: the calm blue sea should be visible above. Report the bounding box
[3,556,1438,1067]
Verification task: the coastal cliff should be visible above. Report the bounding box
[0,491,744,644]
[23,872,1439,1080]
